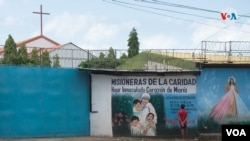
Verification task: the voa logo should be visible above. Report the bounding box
[220,7,238,25]
[226,129,246,136]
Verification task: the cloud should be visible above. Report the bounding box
[141,34,179,49]
[216,22,250,41]
[2,16,23,26]
[42,12,139,47]
[84,23,120,42]
[0,0,4,6]
[80,43,113,50]
[191,21,223,45]
[84,20,139,43]
[43,12,91,38]
[191,20,250,45]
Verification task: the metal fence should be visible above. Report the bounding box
[1,41,250,70]
[200,41,250,63]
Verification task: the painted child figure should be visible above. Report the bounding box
[133,99,142,121]
[130,115,144,136]
[142,113,156,136]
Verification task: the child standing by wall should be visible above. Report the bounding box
[178,104,188,140]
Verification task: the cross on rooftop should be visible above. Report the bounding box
[33,5,50,35]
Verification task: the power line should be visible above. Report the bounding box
[113,0,220,21]
[141,0,250,18]
[104,0,207,24]
[139,0,219,13]
[140,0,250,25]
[103,0,250,34]
[112,0,250,26]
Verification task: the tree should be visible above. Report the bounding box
[78,60,91,68]
[17,45,29,65]
[107,47,116,68]
[99,52,105,60]
[52,54,61,68]
[78,49,118,69]
[2,34,17,65]
[78,48,121,69]
[107,47,116,59]
[41,50,51,67]
[30,48,40,66]
[120,53,128,60]
[127,27,139,58]
[120,53,128,64]
[95,52,106,68]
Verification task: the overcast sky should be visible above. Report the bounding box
[1,0,250,51]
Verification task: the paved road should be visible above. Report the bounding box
[0,136,198,141]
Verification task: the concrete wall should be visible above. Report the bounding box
[90,74,198,138]
[1,66,249,138]
[196,68,250,133]
[0,66,90,138]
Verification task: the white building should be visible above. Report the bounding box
[49,42,94,68]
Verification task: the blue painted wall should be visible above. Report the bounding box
[2,66,249,137]
[197,68,250,116]
[196,68,250,133]
[0,66,90,138]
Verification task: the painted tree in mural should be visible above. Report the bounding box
[2,34,17,65]
[30,48,40,66]
[112,94,133,136]
[17,45,29,65]
[52,54,61,68]
[127,27,139,58]
[41,50,51,67]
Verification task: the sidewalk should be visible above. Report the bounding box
[0,136,198,141]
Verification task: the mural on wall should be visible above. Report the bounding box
[197,68,250,133]
[111,75,198,137]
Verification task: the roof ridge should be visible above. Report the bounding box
[16,35,60,47]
